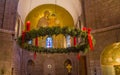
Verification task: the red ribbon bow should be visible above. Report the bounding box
[82,27,93,50]
[34,52,37,60]
[35,37,38,47]
[74,37,77,46]
[22,31,26,43]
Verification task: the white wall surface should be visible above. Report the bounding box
[17,0,82,25]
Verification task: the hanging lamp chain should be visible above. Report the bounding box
[55,0,57,13]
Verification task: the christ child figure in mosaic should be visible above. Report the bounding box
[37,10,50,27]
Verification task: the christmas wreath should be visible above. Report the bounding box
[17,26,95,53]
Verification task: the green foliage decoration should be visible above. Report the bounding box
[17,26,94,53]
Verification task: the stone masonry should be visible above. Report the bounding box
[0,0,120,75]
[0,32,14,75]
[83,0,120,75]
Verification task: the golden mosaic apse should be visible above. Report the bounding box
[101,42,120,65]
[25,4,74,29]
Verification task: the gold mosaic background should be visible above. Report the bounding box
[25,4,74,29]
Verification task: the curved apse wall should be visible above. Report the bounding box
[17,0,82,25]
[25,4,74,29]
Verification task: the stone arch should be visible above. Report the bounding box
[14,14,23,39]
[100,42,120,75]
[25,4,74,29]
[27,59,35,75]
[64,59,72,75]
[64,59,72,65]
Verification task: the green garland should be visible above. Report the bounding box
[17,26,93,53]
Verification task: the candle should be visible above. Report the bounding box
[26,21,30,31]
[73,37,77,46]
[22,31,26,43]
[35,37,38,46]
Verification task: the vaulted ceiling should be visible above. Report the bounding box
[17,0,82,25]
[17,0,120,29]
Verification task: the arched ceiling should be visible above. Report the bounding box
[25,4,74,29]
[101,42,120,65]
[17,0,82,25]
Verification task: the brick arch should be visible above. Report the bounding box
[14,14,23,39]
[25,4,74,30]
[27,59,35,75]
[27,59,35,66]
[64,59,72,74]
[64,59,72,65]
[100,42,120,75]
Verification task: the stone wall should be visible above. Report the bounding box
[0,0,19,75]
[0,0,6,28]
[15,49,86,75]
[1,0,120,75]
[84,0,120,29]
[0,32,14,75]
[0,0,18,30]
[86,28,120,75]
[83,0,120,75]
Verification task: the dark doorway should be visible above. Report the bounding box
[27,59,35,75]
